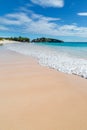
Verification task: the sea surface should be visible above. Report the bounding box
[2,42,87,78]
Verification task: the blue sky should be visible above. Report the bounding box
[0,0,87,41]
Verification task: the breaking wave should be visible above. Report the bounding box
[4,42,87,79]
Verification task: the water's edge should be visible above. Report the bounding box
[4,42,87,79]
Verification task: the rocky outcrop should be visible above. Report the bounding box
[31,37,64,43]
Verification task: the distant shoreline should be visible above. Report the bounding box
[0,36,64,43]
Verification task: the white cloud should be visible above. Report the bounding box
[77,12,87,16]
[30,0,64,7]
[0,18,21,25]
[1,10,87,38]
[0,26,9,31]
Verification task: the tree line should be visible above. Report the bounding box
[0,36,30,42]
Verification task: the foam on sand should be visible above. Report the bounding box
[5,42,87,78]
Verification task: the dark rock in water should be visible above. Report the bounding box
[31,37,64,43]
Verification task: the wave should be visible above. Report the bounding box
[4,43,87,79]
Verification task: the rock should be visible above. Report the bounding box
[31,37,64,43]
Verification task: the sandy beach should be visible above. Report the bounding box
[0,39,21,45]
[0,47,87,130]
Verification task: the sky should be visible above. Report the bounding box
[0,0,87,41]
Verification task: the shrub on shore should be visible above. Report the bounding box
[0,38,3,41]
[6,36,30,42]
[0,36,30,43]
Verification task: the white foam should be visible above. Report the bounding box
[5,43,87,79]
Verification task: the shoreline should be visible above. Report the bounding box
[0,48,87,130]
[0,40,87,79]
[0,39,25,45]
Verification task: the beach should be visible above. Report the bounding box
[0,39,22,45]
[0,45,87,130]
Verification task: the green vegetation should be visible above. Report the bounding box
[31,37,64,43]
[0,38,3,41]
[0,36,64,43]
[0,36,30,42]
[6,36,30,42]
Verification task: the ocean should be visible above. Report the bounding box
[3,42,87,79]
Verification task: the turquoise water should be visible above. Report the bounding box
[35,42,87,47]
[4,42,87,78]
[35,42,87,59]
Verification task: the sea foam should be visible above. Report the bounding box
[5,43,87,79]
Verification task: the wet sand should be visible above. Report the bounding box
[0,48,87,130]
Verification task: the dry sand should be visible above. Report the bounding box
[0,39,22,45]
[0,48,87,130]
